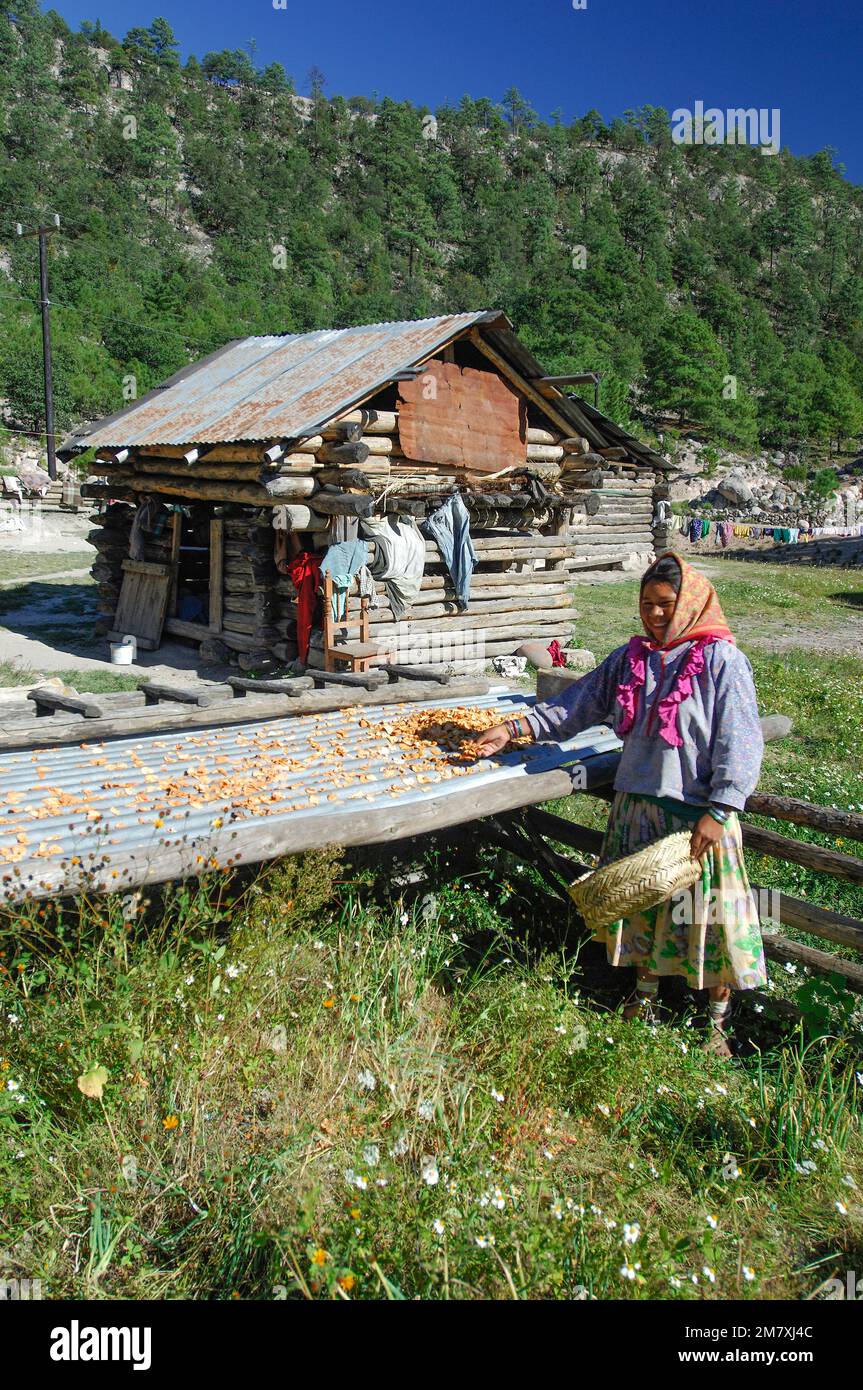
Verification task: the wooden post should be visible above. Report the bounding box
[209,517,224,633]
[168,511,182,617]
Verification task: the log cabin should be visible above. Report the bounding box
[59,311,668,673]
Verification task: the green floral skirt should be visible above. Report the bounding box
[593,791,768,991]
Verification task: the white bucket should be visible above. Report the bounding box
[110,635,137,666]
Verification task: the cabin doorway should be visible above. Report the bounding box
[163,509,224,644]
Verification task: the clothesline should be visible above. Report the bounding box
[663,513,863,548]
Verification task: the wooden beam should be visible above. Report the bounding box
[0,680,493,753]
[763,935,863,992]
[83,476,315,506]
[209,518,224,633]
[744,794,863,844]
[741,824,863,885]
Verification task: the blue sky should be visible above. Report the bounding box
[53,0,863,181]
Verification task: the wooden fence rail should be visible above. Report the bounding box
[503,789,863,994]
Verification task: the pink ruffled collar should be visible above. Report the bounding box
[615,635,712,748]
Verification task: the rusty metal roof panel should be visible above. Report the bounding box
[61,313,495,452]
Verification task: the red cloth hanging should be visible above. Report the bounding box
[547,640,567,668]
[285,551,321,664]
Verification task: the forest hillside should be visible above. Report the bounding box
[1,4,862,458]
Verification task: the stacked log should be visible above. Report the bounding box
[563,470,656,570]
[652,480,673,554]
[87,502,134,631]
[85,412,579,521]
[222,515,295,665]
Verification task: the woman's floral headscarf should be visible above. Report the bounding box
[615,552,735,748]
[647,551,733,650]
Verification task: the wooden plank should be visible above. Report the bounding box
[0,680,494,753]
[111,559,172,650]
[168,510,182,616]
[139,681,236,708]
[763,935,863,992]
[164,617,210,642]
[227,676,315,697]
[85,476,315,506]
[209,518,224,633]
[27,690,106,720]
[312,669,389,691]
[379,664,454,685]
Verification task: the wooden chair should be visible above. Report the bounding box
[321,572,376,672]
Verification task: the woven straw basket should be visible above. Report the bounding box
[569,831,702,933]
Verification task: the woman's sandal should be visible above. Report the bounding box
[702,999,733,1058]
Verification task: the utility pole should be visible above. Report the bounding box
[15,213,61,481]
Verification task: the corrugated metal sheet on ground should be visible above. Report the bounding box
[0,689,621,902]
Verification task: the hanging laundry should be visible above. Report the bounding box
[320,539,372,621]
[360,515,426,621]
[284,551,321,664]
[421,493,477,610]
[701,518,710,538]
[689,517,702,543]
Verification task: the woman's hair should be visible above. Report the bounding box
[640,554,682,593]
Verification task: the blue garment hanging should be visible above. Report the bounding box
[421,493,477,610]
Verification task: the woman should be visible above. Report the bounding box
[475,551,767,1057]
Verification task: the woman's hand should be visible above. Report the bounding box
[474,723,512,757]
[690,813,725,861]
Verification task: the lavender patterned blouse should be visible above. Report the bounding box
[524,639,763,811]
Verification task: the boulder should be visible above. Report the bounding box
[717,473,754,506]
[562,647,596,673]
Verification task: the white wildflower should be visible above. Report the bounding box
[421,1156,439,1187]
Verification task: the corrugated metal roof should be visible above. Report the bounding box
[0,689,621,902]
[481,321,670,472]
[60,313,494,452]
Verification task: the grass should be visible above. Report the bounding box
[571,559,863,657]
[0,555,861,1300]
[1,853,861,1301]
[0,551,93,584]
[0,659,140,693]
